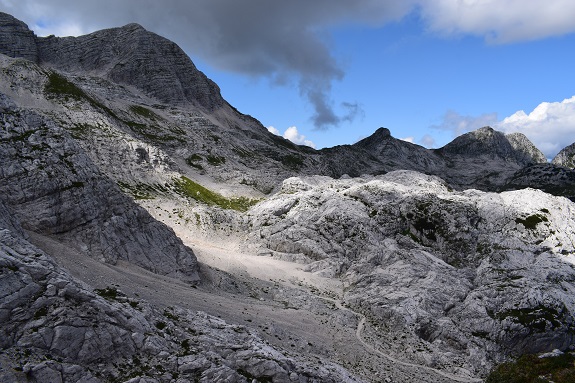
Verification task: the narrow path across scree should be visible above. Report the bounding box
[321,296,483,383]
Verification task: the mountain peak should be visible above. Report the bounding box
[374,127,391,137]
[354,127,392,147]
[121,22,146,32]
[35,24,225,110]
[552,142,575,168]
[437,126,546,165]
[506,132,548,164]
[0,13,225,110]
[0,11,38,62]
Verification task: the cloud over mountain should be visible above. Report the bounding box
[2,0,575,131]
[268,126,316,148]
[0,0,411,129]
[496,96,575,158]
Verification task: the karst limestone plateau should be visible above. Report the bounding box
[1,11,575,383]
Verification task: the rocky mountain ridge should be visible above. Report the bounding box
[1,11,575,382]
[1,12,573,197]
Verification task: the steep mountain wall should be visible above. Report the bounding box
[0,89,199,282]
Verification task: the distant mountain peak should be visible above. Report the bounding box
[552,142,575,168]
[354,127,392,147]
[437,126,547,166]
[506,132,548,164]
[121,22,146,31]
[374,127,391,137]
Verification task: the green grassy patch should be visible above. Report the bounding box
[206,155,226,166]
[68,123,97,139]
[45,72,88,101]
[117,182,169,200]
[129,105,160,120]
[516,214,549,230]
[495,305,561,332]
[486,353,575,383]
[185,154,204,169]
[44,72,120,119]
[173,176,258,212]
[95,286,119,300]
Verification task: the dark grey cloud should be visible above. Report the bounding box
[0,0,413,128]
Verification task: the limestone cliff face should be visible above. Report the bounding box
[0,200,359,383]
[246,171,575,374]
[0,91,199,283]
[0,12,37,62]
[36,23,225,111]
[553,142,575,168]
[506,132,548,165]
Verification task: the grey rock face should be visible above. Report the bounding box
[0,13,566,198]
[553,142,575,168]
[436,127,546,166]
[0,92,199,282]
[246,171,575,373]
[36,23,225,111]
[0,203,360,383]
[506,132,548,165]
[0,12,38,62]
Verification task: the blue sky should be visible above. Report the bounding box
[2,0,575,158]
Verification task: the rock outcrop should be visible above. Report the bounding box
[0,12,37,62]
[553,142,575,169]
[0,200,361,383]
[245,171,575,373]
[0,89,199,283]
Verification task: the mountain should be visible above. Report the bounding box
[245,172,575,373]
[553,142,575,169]
[0,197,359,383]
[2,11,575,382]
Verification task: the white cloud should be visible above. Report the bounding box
[419,0,575,43]
[400,136,414,143]
[419,134,436,148]
[283,126,316,148]
[267,126,281,136]
[267,126,316,149]
[427,97,575,157]
[496,96,575,158]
